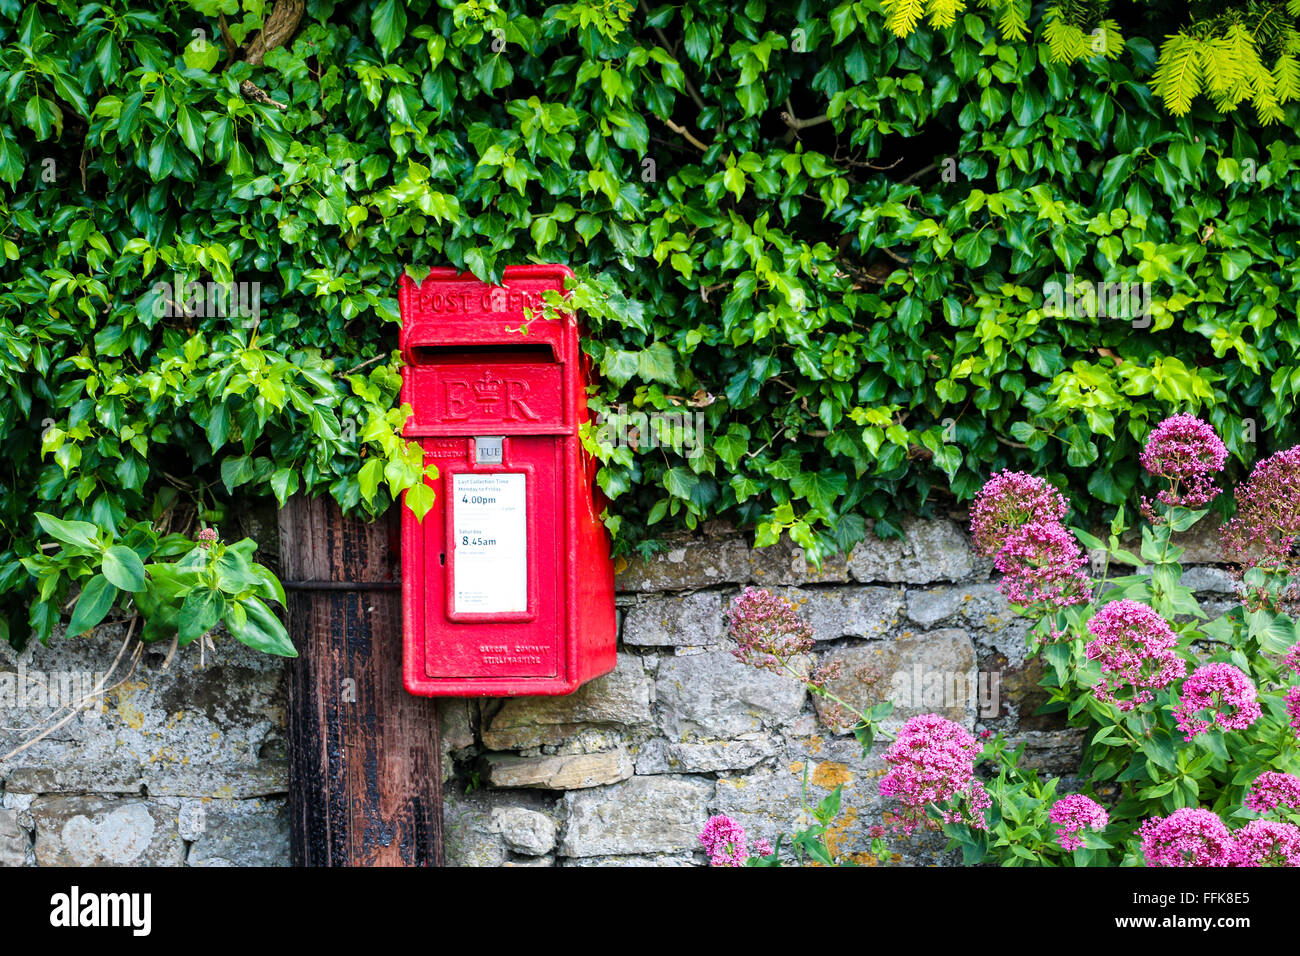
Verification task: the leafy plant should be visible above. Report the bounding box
[3,1,1300,652]
[21,511,294,655]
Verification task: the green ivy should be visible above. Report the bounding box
[1,0,1299,650]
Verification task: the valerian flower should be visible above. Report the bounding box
[698,815,774,867]
[1220,445,1300,612]
[1138,808,1234,867]
[969,470,1070,557]
[879,714,989,835]
[992,520,1092,612]
[1139,414,1227,519]
[1173,663,1262,741]
[1048,794,1109,851]
[727,586,814,674]
[1244,772,1300,816]
[1227,819,1300,867]
[698,815,750,867]
[1084,600,1187,711]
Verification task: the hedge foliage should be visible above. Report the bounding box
[2,0,1299,647]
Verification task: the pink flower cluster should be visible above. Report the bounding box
[970,472,1089,617]
[727,587,814,673]
[1229,820,1300,867]
[1083,600,1187,711]
[1138,808,1234,867]
[1048,794,1109,851]
[1139,414,1227,518]
[1172,663,1262,741]
[698,814,773,867]
[969,470,1070,556]
[1244,772,1300,815]
[1140,807,1300,867]
[879,714,990,834]
[1220,445,1300,612]
[197,527,219,548]
[992,521,1093,611]
[1284,644,1300,677]
[1286,648,1300,741]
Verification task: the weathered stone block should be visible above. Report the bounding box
[615,536,751,592]
[749,540,851,586]
[443,789,558,867]
[656,650,808,739]
[480,749,633,790]
[492,807,557,856]
[622,591,728,647]
[780,586,903,642]
[561,852,699,867]
[635,736,776,774]
[847,517,979,584]
[0,809,26,867]
[559,775,712,857]
[1181,566,1236,594]
[811,629,977,733]
[481,654,653,750]
[907,583,1029,665]
[1001,730,1087,776]
[31,796,185,866]
[141,761,288,799]
[2,760,144,795]
[186,799,289,866]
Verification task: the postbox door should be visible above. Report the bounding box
[419,436,565,680]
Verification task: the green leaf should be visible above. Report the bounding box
[67,575,119,636]
[101,545,146,591]
[179,588,225,646]
[227,595,297,657]
[371,0,407,57]
[35,513,101,550]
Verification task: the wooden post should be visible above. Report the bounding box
[278,495,443,866]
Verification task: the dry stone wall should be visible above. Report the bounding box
[0,518,1235,867]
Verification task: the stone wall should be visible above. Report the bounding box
[0,622,289,866]
[0,517,1235,867]
[442,518,1235,866]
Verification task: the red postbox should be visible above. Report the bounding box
[397,264,617,696]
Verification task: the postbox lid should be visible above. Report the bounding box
[398,264,577,356]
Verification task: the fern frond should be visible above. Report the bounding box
[1289,0,1300,18]
[880,0,927,36]
[1045,9,1088,63]
[1152,33,1206,115]
[926,0,965,31]
[1273,53,1300,102]
[1253,85,1284,123]
[997,0,1029,42]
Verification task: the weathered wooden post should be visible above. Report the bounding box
[278,495,443,866]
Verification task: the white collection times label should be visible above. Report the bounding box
[451,473,528,614]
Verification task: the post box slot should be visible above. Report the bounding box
[408,344,556,364]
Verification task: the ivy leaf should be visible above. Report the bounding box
[371,0,407,57]
[636,343,678,385]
